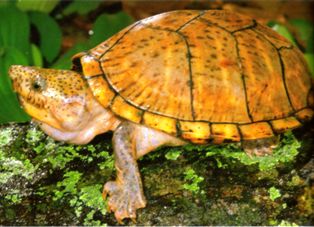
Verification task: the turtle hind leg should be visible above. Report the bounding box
[242,136,279,157]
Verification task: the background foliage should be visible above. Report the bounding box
[0,0,133,123]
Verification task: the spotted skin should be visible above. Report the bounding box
[9,10,314,223]
[9,66,120,144]
[75,10,313,142]
[9,66,90,131]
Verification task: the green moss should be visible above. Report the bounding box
[268,187,281,201]
[0,124,114,225]
[165,149,182,160]
[0,127,13,146]
[26,127,45,145]
[182,167,204,194]
[0,148,37,184]
[181,131,300,172]
[278,220,299,226]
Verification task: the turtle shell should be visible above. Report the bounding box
[72,10,314,144]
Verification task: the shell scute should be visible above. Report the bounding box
[100,23,193,120]
[80,55,102,77]
[280,47,312,110]
[211,124,240,143]
[253,23,292,49]
[141,10,200,30]
[234,29,293,121]
[200,10,254,32]
[295,108,314,122]
[111,96,143,123]
[179,121,210,142]
[270,117,301,133]
[142,112,177,135]
[239,122,274,140]
[88,77,115,108]
[180,18,250,123]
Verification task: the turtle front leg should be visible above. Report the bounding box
[103,122,145,223]
[103,121,185,223]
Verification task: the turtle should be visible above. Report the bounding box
[9,10,314,223]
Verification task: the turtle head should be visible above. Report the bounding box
[9,65,119,144]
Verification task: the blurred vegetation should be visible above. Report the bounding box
[0,0,133,123]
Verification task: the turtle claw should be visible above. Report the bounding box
[103,180,146,223]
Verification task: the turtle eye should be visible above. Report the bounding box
[32,77,46,92]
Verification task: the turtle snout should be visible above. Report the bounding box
[8,65,23,92]
[8,65,39,93]
[8,65,26,80]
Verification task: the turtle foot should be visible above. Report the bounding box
[243,136,279,157]
[103,180,147,223]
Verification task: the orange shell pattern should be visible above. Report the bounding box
[74,10,314,144]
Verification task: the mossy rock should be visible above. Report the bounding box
[0,122,313,225]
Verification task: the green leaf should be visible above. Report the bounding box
[0,5,33,123]
[268,22,297,46]
[16,0,59,13]
[52,43,90,69]
[289,19,314,53]
[30,12,62,63]
[89,12,134,47]
[0,47,31,123]
[31,44,43,67]
[52,12,134,70]
[304,53,314,77]
[63,0,101,16]
[0,5,31,60]
[0,0,10,7]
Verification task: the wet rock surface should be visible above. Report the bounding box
[0,122,313,226]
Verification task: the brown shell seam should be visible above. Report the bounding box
[133,15,256,122]
[252,28,295,113]
[175,10,206,120]
[98,21,142,60]
[197,17,258,122]
[191,16,258,123]
[96,11,207,121]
